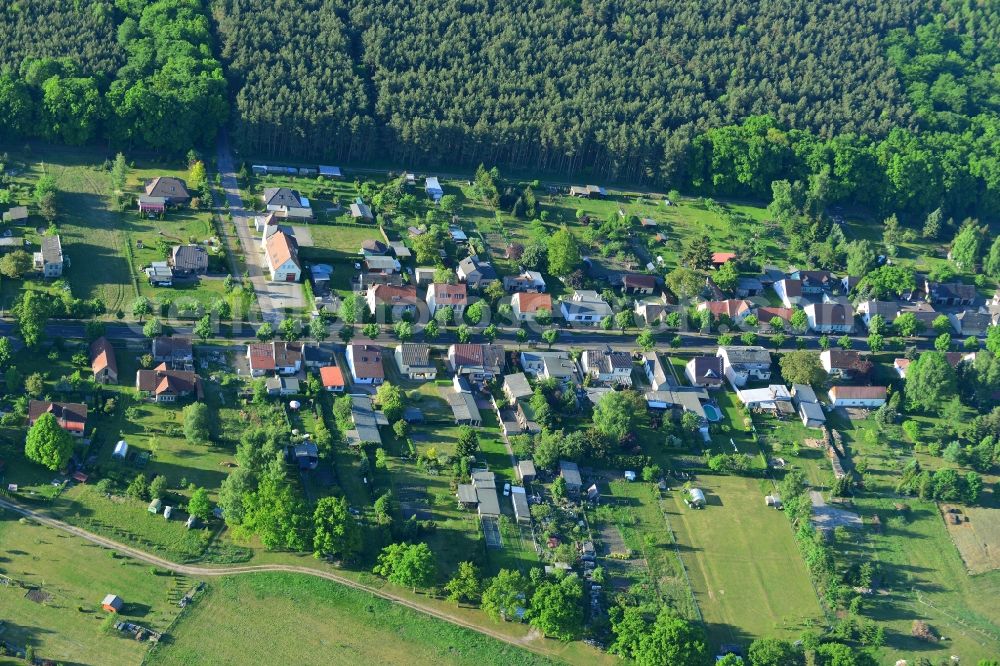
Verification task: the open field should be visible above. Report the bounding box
[665,474,825,647]
[944,505,1000,575]
[0,509,189,665]
[145,573,561,666]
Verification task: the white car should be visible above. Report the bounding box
[503,482,511,496]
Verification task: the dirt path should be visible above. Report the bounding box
[0,497,565,660]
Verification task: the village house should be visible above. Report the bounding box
[170,244,209,276]
[685,355,725,389]
[246,341,303,376]
[697,299,753,322]
[736,384,794,418]
[28,400,87,437]
[643,352,671,390]
[503,372,533,404]
[645,387,711,425]
[262,187,312,219]
[898,301,940,331]
[735,276,764,298]
[447,343,505,381]
[136,365,203,403]
[152,337,193,370]
[950,309,992,337]
[346,344,385,385]
[820,349,863,379]
[717,346,772,387]
[791,270,836,294]
[425,282,467,317]
[856,300,899,330]
[264,230,301,282]
[457,470,500,517]
[829,385,887,408]
[414,267,437,286]
[511,292,552,321]
[394,343,437,380]
[894,352,975,379]
[34,234,64,277]
[266,376,300,396]
[791,384,826,428]
[138,195,166,216]
[144,176,191,205]
[804,302,855,334]
[363,255,402,276]
[711,252,737,269]
[517,459,536,483]
[519,350,579,385]
[621,274,656,295]
[773,278,805,308]
[581,349,633,386]
[503,271,546,293]
[319,365,345,392]
[926,280,976,307]
[457,255,498,289]
[366,284,418,319]
[634,300,669,326]
[89,336,118,385]
[445,388,482,427]
[757,306,796,331]
[561,290,613,324]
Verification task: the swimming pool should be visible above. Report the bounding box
[703,404,722,422]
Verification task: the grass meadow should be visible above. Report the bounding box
[665,474,826,647]
[0,509,189,665]
[145,573,562,666]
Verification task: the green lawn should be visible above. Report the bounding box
[0,510,189,665]
[665,474,825,647]
[145,573,562,666]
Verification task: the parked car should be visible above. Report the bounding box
[503,482,511,496]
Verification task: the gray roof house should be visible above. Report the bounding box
[394,343,436,380]
[445,390,482,426]
[457,255,498,288]
[171,244,209,275]
[503,372,533,403]
[519,351,579,385]
[560,290,613,324]
[34,234,64,277]
[717,346,772,387]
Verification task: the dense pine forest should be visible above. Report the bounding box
[2,0,1000,220]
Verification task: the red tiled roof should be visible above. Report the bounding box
[28,400,88,432]
[319,366,345,388]
[623,274,656,289]
[513,292,552,314]
[830,386,887,400]
[371,284,418,305]
[702,299,751,318]
[430,283,468,304]
[248,343,276,370]
[89,336,117,377]
[712,252,736,264]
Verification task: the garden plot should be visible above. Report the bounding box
[943,505,1000,575]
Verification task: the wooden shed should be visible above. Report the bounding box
[102,594,124,612]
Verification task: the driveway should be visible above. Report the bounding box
[215,134,304,322]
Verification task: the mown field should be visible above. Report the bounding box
[145,573,562,666]
[0,510,189,665]
[665,474,826,647]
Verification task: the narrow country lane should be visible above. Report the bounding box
[0,497,563,659]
